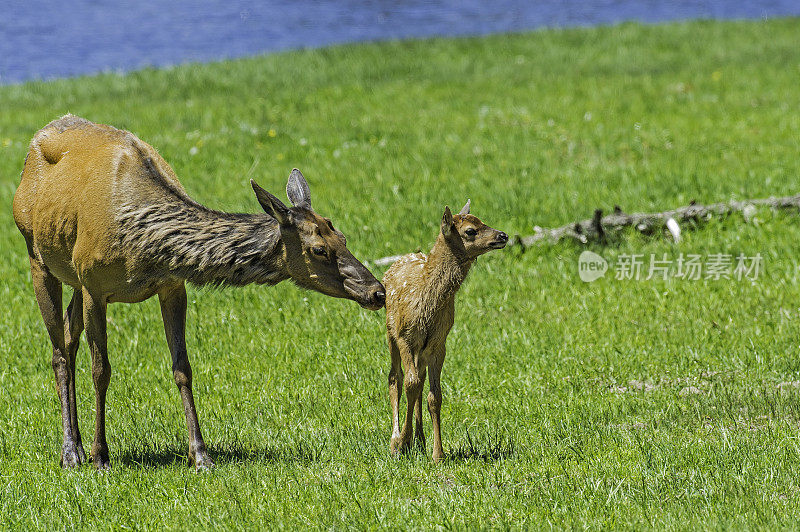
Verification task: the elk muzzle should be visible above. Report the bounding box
[339,256,386,310]
[489,231,509,249]
[343,277,386,310]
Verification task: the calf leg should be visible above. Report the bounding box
[159,284,213,470]
[82,288,111,469]
[428,348,445,462]
[414,368,427,449]
[64,290,86,464]
[399,371,423,452]
[387,336,404,454]
[398,364,424,453]
[393,337,423,453]
[29,258,81,468]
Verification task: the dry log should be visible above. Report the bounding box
[518,193,800,246]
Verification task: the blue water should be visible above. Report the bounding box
[1,0,798,84]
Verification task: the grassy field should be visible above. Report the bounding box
[2,17,800,529]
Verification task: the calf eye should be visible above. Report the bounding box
[464,228,477,237]
[312,246,327,257]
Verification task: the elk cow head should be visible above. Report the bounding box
[251,169,385,310]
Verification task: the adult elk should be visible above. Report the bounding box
[13,115,385,470]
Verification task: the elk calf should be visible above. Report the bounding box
[383,200,508,461]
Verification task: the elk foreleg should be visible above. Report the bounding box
[427,347,445,463]
[159,284,213,470]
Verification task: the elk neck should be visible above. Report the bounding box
[116,192,290,287]
[422,233,474,307]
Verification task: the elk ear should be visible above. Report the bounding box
[286,168,311,209]
[459,199,471,215]
[441,206,454,237]
[251,179,291,225]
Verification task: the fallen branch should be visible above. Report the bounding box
[518,193,800,246]
[367,193,800,267]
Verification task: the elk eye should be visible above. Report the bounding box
[312,246,327,257]
[464,228,478,237]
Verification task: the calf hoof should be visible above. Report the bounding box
[389,435,404,455]
[432,450,444,463]
[60,445,82,469]
[391,436,416,457]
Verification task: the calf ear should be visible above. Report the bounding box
[286,168,311,209]
[459,199,471,215]
[252,179,291,225]
[441,206,454,236]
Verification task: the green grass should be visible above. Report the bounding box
[2,17,800,529]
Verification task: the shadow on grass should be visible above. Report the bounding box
[445,429,514,463]
[118,430,514,468]
[118,440,327,468]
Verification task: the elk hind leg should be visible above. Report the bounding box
[64,289,86,464]
[398,358,423,452]
[388,335,404,454]
[28,257,81,467]
[83,287,111,469]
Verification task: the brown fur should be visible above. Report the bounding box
[13,115,384,469]
[383,201,507,461]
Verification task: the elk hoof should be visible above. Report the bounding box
[91,446,111,470]
[191,453,215,471]
[92,455,111,470]
[60,445,82,469]
[194,458,215,471]
[76,443,87,465]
